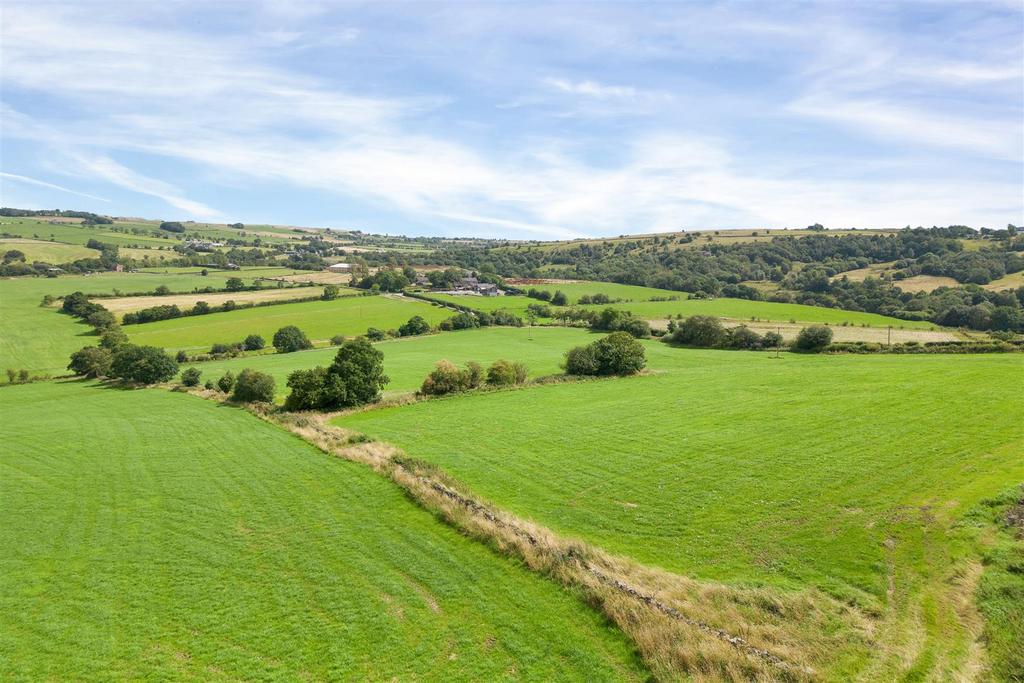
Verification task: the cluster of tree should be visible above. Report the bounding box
[898,249,1023,285]
[590,308,651,338]
[437,309,524,331]
[577,293,620,305]
[4,368,46,385]
[61,291,117,332]
[419,358,528,396]
[273,326,313,353]
[398,315,432,337]
[524,288,568,306]
[564,332,647,375]
[285,338,389,410]
[0,208,112,222]
[68,343,179,384]
[208,335,265,357]
[121,289,322,325]
[667,316,785,350]
[356,267,415,292]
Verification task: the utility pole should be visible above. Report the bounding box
[775,325,781,359]
[887,325,891,349]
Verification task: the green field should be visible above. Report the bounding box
[125,294,449,351]
[511,281,684,303]
[0,381,643,680]
[0,238,98,263]
[194,326,593,400]
[0,271,317,375]
[430,291,935,328]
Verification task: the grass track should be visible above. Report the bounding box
[0,381,645,681]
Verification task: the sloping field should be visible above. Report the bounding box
[125,294,449,351]
[983,270,1024,291]
[0,381,645,680]
[337,348,1022,590]
[508,281,683,303]
[99,286,344,317]
[194,326,594,400]
[0,238,98,263]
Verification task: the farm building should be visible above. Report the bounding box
[327,263,352,273]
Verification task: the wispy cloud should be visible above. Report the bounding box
[0,172,110,202]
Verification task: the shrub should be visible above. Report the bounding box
[273,325,312,353]
[794,325,834,352]
[110,345,178,384]
[550,290,568,306]
[86,309,117,331]
[217,371,235,393]
[225,277,245,291]
[243,334,265,351]
[365,327,386,341]
[175,350,189,363]
[726,325,763,350]
[671,316,726,347]
[619,317,651,339]
[232,369,276,403]
[399,315,431,337]
[321,284,340,300]
[192,301,211,315]
[486,359,528,386]
[284,338,389,410]
[67,346,113,378]
[204,379,215,390]
[439,312,479,331]
[180,367,202,387]
[420,360,479,396]
[99,327,129,350]
[565,331,646,376]
[762,331,784,348]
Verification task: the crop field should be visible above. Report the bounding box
[0,238,98,263]
[125,294,449,351]
[337,349,1023,676]
[194,326,593,400]
[97,286,340,317]
[0,381,642,680]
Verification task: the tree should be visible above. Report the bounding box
[671,316,726,348]
[154,285,171,296]
[550,290,568,306]
[565,332,646,376]
[159,221,185,232]
[486,359,528,386]
[273,325,313,353]
[321,284,340,300]
[619,317,651,339]
[232,369,276,403]
[243,334,265,351]
[726,325,763,350]
[217,371,235,393]
[399,315,431,337]
[225,277,245,291]
[284,338,389,410]
[110,345,178,384]
[180,367,202,387]
[67,346,113,378]
[794,325,833,352]
[419,360,480,396]
[365,327,386,341]
[192,301,211,315]
[439,312,478,330]
[99,327,129,350]
[86,309,117,331]
[762,331,784,348]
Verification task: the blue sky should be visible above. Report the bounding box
[1,1,1021,239]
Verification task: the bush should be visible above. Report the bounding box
[725,325,763,350]
[243,334,265,351]
[794,325,834,352]
[550,290,568,306]
[175,350,189,363]
[762,331,784,348]
[619,317,651,339]
[225,277,245,291]
[232,369,276,403]
[204,379,215,390]
[110,345,178,384]
[284,338,389,410]
[439,312,479,331]
[273,325,313,353]
[565,332,646,376]
[671,316,726,347]
[99,327,129,350]
[420,360,480,396]
[321,284,340,300]
[217,371,235,393]
[399,315,431,337]
[486,359,528,386]
[180,367,202,387]
[365,327,386,341]
[67,346,113,378]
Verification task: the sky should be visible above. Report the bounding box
[1,1,1022,239]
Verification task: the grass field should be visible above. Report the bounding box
[0,238,98,263]
[193,326,593,400]
[125,294,449,351]
[508,281,684,303]
[983,270,1024,291]
[894,275,961,292]
[336,348,1023,677]
[0,381,643,680]
[98,286,342,317]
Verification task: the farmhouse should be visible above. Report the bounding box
[327,263,352,273]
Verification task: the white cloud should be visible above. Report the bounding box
[0,172,110,202]
[544,78,640,99]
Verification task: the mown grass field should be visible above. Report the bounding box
[0,238,98,263]
[98,286,343,318]
[125,294,449,351]
[194,326,593,400]
[0,381,644,680]
[337,347,1023,677]
[509,281,683,303]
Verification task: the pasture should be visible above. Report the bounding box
[0,381,642,680]
[193,326,593,400]
[336,349,1023,676]
[98,286,340,318]
[0,238,98,263]
[507,281,683,303]
[125,294,449,351]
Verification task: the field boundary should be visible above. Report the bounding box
[173,389,877,681]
